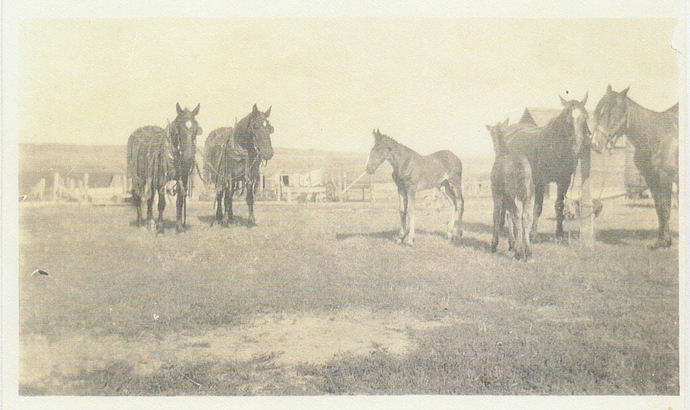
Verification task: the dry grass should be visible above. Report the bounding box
[18,196,679,395]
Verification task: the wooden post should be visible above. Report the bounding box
[579,148,594,247]
[278,171,283,202]
[83,173,89,202]
[52,172,60,201]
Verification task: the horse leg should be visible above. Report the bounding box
[491,194,504,253]
[555,180,570,238]
[215,188,224,224]
[175,179,186,233]
[440,183,456,241]
[247,180,256,226]
[404,188,417,246]
[133,193,143,227]
[156,189,166,234]
[396,184,408,241]
[443,181,464,241]
[650,180,673,249]
[530,184,545,243]
[225,182,235,225]
[522,194,535,261]
[636,157,673,248]
[146,192,156,231]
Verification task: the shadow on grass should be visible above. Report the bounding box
[335,230,400,241]
[128,219,193,232]
[460,222,493,235]
[335,228,491,252]
[596,228,678,246]
[196,214,255,228]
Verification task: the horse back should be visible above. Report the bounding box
[127,126,164,178]
[204,127,232,182]
[427,150,462,171]
[492,153,533,202]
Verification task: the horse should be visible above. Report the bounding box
[365,129,464,246]
[487,119,535,260]
[204,104,274,227]
[590,85,678,248]
[127,103,202,234]
[507,94,590,242]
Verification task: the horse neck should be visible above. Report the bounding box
[384,138,420,171]
[233,119,255,153]
[624,98,664,150]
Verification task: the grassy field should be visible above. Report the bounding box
[18,195,679,395]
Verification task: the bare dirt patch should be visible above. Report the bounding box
[20,309,449,386]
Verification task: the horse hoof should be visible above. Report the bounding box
[490,247,497,254]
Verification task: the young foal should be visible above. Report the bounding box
[487,120,535,260]
[365,129,464,246]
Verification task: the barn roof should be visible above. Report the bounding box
[519,108,562,127]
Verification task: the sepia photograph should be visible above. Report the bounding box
[2,0,686,409]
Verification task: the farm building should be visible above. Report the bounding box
[19,144,130,202]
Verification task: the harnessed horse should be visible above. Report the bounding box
[590,85,678,248]
[204,104,274,226]
[127,103,202,234]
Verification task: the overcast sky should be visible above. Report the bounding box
[19,18,681,157]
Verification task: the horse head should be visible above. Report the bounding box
[245,104,274,161]
[558,93,590,157]
[590,85,630,153]
[169,103,202,164]
[486,118,510,159]
[366,129,390,174]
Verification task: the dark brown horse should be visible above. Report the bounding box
[204,104,274,226]
[127,103,202,234]
[590,85,678,248]
[365,129,464,246]
[507,94,590,241]
[487,119,535,260]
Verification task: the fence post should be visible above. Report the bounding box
[579,148,594,247]
[83,172,89,202]
[52,172,60,201]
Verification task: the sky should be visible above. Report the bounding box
[17,18,682,157]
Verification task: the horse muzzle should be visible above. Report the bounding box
[589,129,609,153]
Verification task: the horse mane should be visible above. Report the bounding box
[232,111,257,149]
[541,107,576,141]
[377,132,420,156]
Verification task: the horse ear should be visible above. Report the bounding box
[559,95,568,106]
[581,92,588,106]
[620,86,630,98]
[606,84,612,94]
[252,104,259,114]
[192,103,200,116]
[176,103,183,115]
[503,118,509,126]
[264,106,271,118]
[486,125,492,131]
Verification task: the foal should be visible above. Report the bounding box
[365,129,464,246]
[487,120,535,260]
